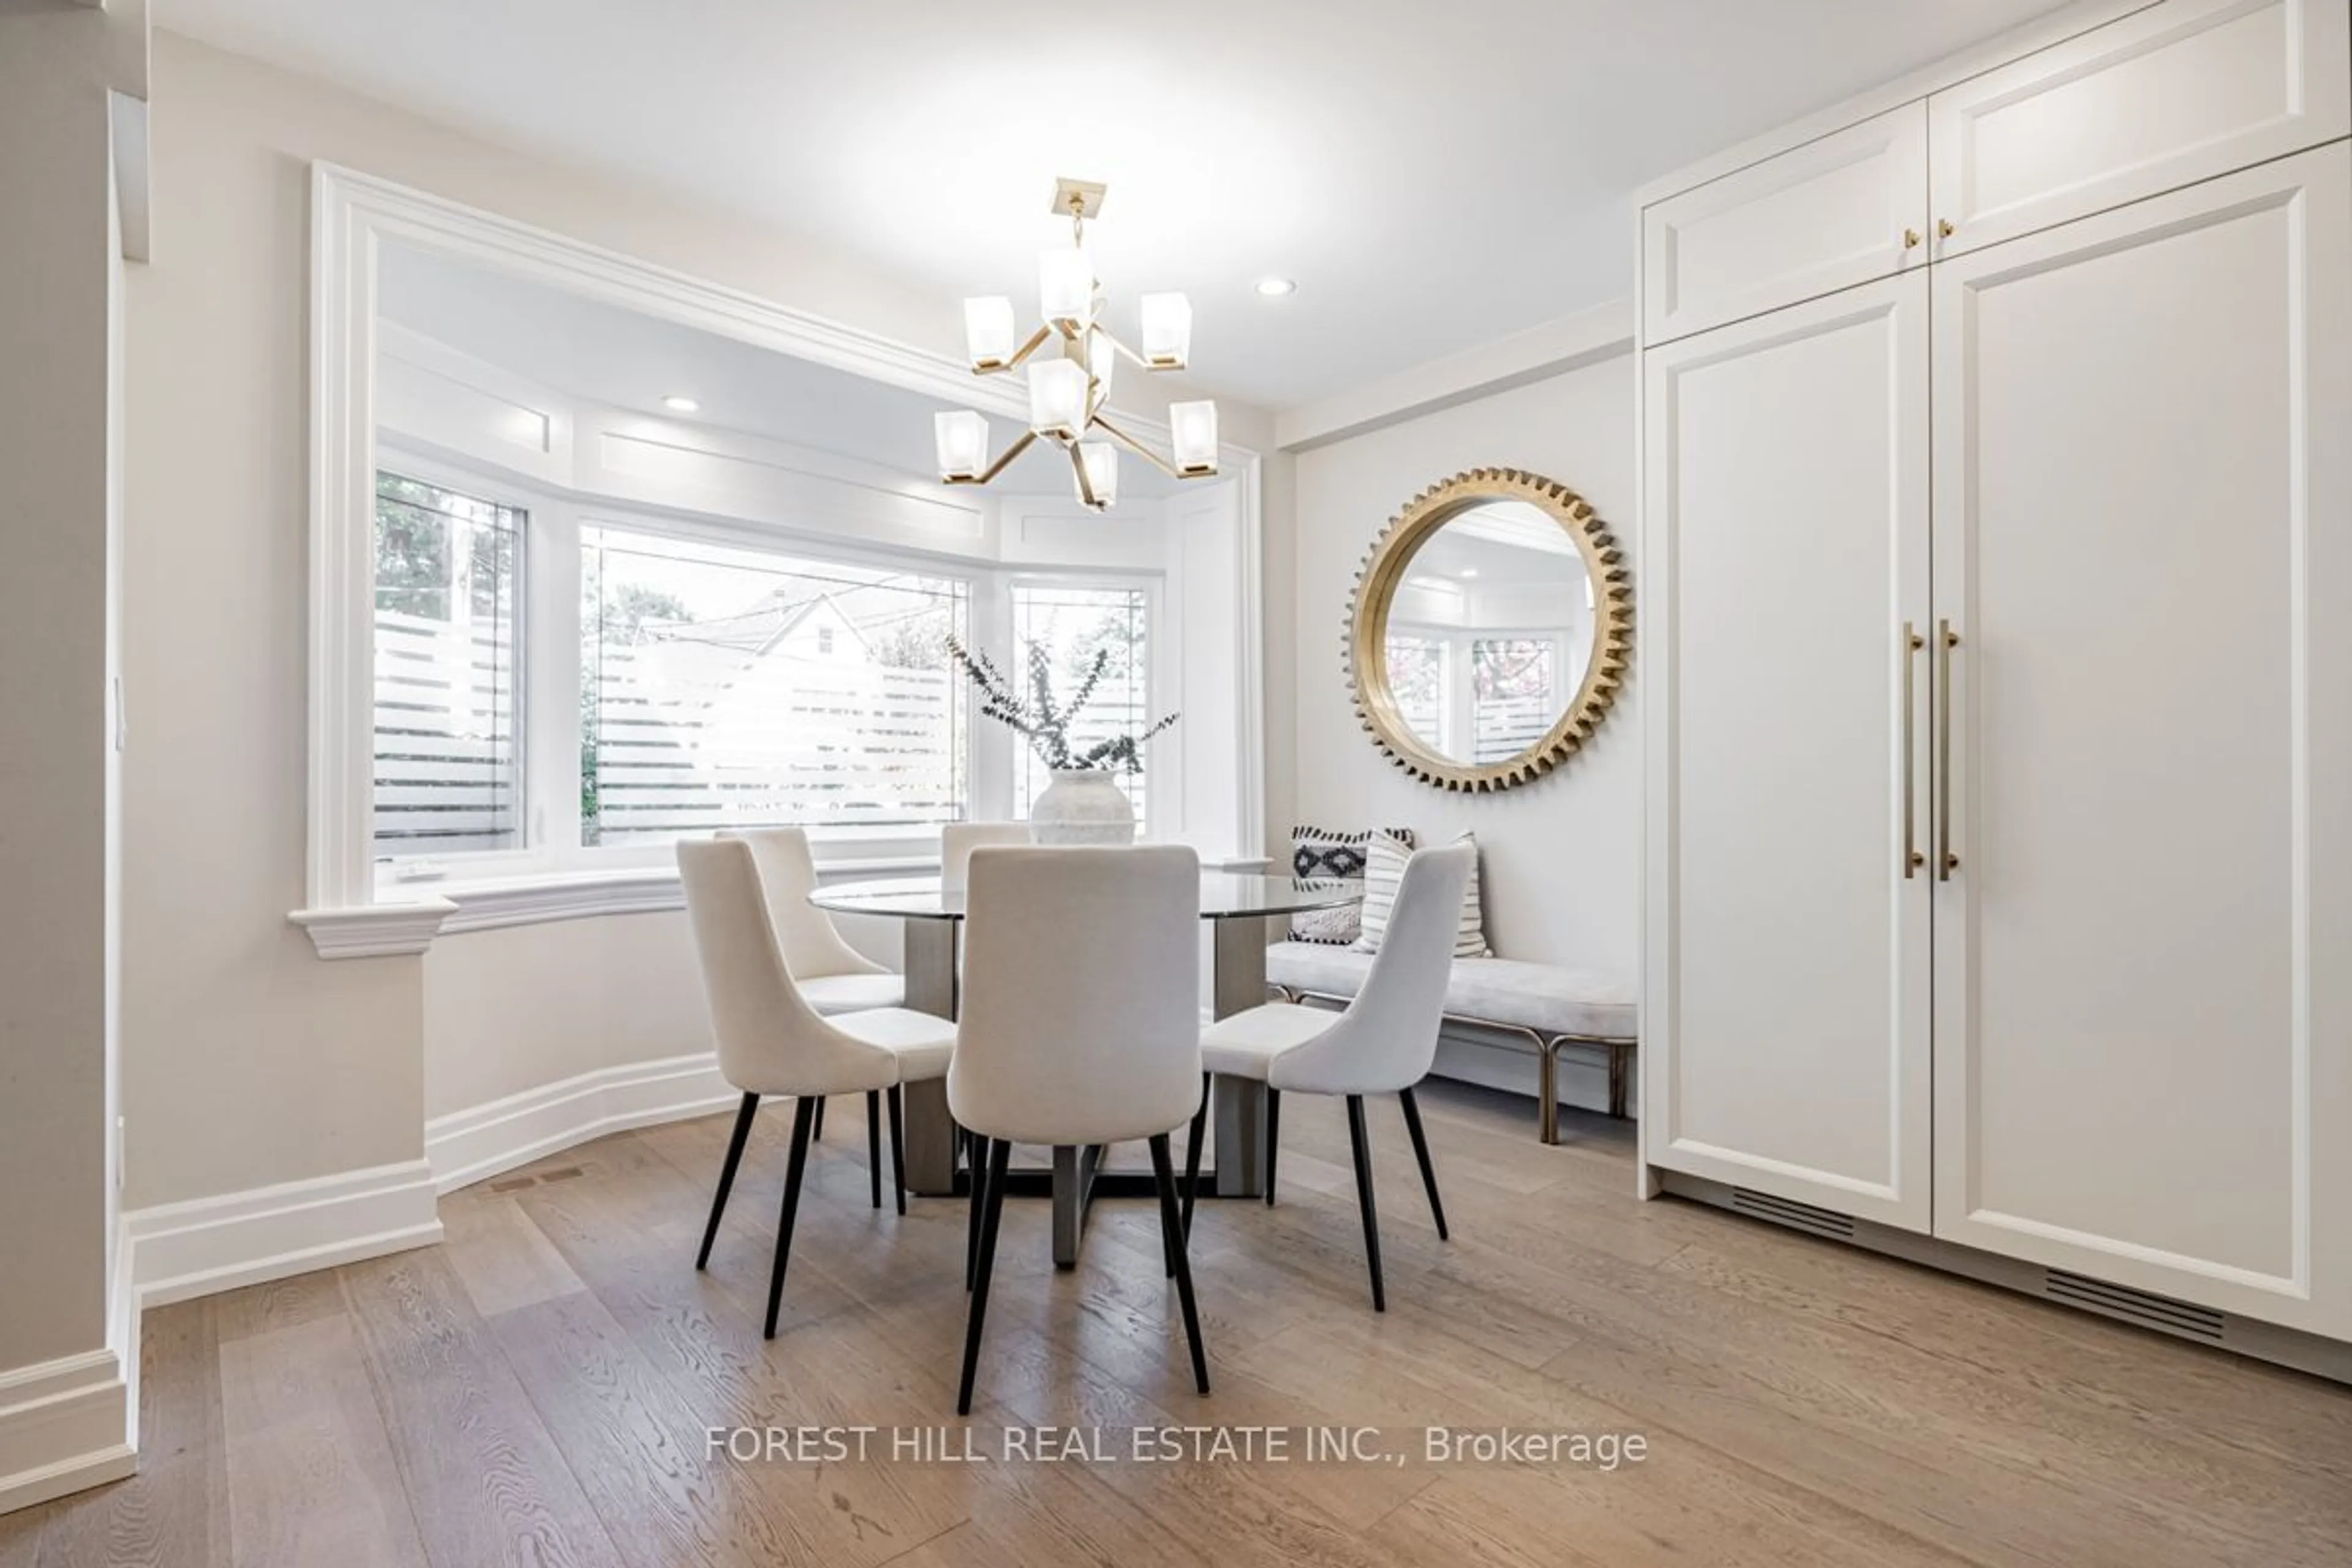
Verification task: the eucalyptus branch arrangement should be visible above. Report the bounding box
[946,636,1180,775]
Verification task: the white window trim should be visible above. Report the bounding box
[300,165,1264,956]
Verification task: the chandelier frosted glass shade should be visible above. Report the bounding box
[934,409,990,480]
[1139,293,1193,369]
[962,296,1018,371]
[1169,400,1219,476]
[936,180,1219,513]
[1077,442,1119,507]
[1038,244,1095,324]
[1027,358,1089,440]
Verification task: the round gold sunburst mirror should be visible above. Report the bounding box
[1348,467,1630,792]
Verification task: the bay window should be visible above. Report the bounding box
[367,462,1167,888]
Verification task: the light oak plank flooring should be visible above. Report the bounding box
[5,1082,2348,1567]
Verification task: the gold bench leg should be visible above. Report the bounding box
[1539,1038,1562,1145]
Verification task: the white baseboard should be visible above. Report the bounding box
[424,1052,736,1195]
[0,1348,133,1516]
[124,1160,443,1311]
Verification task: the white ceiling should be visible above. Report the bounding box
[377,240,1186,501]
[167,0,2076,409]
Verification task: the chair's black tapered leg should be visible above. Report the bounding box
[763,1096,818,1338]
[1264,1088,1282,1207]
[886,1085,907,1216]
[866,1090,883,1210]
[812,1095,826,1141]
[957,1138,1013,1415]
[1398,1085,1449,1242]
[696,1093,760,1270]
[1148,1133,1212,1395]
[1180,1072,1208,1240]
[1344,1094,1385,1312]
[965,1130,986,1292]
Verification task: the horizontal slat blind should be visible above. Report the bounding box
[582,526,968,846]
[372,474,523,856]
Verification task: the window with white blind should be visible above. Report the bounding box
[360,462,1180,893]
[1009,581,1154,828]
[1383,631,1449,755]
[580,526,970,847]
[1472,636,1559,763]
[372,473,523,858]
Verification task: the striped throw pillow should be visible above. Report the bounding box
[1351,831,1489,957]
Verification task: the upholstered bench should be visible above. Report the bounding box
[1265,942,1637,1144]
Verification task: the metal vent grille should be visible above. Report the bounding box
[2043,1270,2225,1341]
[1729,1188,1858,1240]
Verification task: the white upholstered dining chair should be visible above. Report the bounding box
[725,826,905,1196]
[677,837,957,1338]
[1190,840,1476,1311]
[723,827,903,1013]
[948,845,1210,1415]
[940,821,1031,892]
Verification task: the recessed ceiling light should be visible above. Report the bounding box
[1459,567,1480,578]
[1254,277,1297,298]
[662,394,701,413]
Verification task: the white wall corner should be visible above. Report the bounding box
[108,91,149,265]
[125,1159,443,1309]
[0,1346,134,1517]
[288,897,456,959]
[425,1052,735,1194]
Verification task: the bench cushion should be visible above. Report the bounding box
[1446,958,1635,1041]
[1265,942,1635,1043]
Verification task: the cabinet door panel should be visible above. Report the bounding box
[1644,104,1927,346]
[1931,144,2352,1336]
[1929,0,2350,258]
[1643,274,1934,1231]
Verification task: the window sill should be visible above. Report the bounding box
[288,899,459,959]
[294,850,1262,959]
[292,856,944,957]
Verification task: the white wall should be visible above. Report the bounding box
[1287,351,1638,1104]
[121,31,1278,1226]
[0,0,146,1514]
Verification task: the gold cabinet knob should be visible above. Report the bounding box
[1904,228,1922,249]
[1937,218,1956,239]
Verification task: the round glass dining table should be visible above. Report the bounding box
[810,871,1361,1268]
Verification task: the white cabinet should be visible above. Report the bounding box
[1639,0,2352,1344]
[1929,0,2351,258]
[1643,103,1927,345]
[1642,275,1934,1232]
[1929,144,2352,1337]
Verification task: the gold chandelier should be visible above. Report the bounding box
[935,178,1218,512]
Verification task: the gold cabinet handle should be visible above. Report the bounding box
[1904,228,1923,250]
[1937,620,1960,880]
[1902,623,1924,876]
[1937,218,1956,240]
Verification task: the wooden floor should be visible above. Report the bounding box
[4,1082,2348,1567]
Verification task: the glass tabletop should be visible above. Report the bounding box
[810,871,1362,922]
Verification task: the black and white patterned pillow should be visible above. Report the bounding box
[1289,824,1415,945]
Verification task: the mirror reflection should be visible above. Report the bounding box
[1379,500,1594,767]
